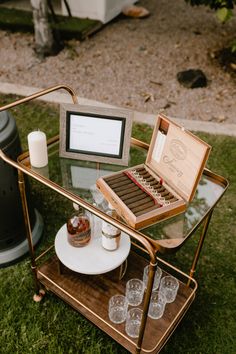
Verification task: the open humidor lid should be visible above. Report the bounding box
[146,114,211,202]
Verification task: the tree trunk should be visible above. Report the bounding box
[30,0,58,57]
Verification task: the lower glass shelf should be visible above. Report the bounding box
[37,251,197,353]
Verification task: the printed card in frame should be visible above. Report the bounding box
[59,103,133,165]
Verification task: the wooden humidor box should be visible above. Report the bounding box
[96,114,211,229]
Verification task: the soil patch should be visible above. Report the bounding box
[0,0,236,124]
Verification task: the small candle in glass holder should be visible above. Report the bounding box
[27,130,48,168]
[101,204,121,251]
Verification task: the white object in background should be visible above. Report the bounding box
[152,130,166,163]
[61,0,137,24]
[91,203,102,240]
[27,130,48,168]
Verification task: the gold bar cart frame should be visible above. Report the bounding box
[0,85,228,353]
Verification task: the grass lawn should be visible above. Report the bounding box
[0,94,235,354]
[0,7,102,41]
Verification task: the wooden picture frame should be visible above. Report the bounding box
[59,103,133,165]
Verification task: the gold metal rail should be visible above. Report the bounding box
[0,84,78,111]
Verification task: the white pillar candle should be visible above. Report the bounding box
[27,130,48,168]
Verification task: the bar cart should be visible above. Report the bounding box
[0,86,228,353]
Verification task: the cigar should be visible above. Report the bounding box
[134,203,162,216]
[168,197,178,203]
[159,190,170,197]
[122,192,150,205]
[127,196,153,209]
[134,167,146,173]
[121,189,145,201]
[113,182,136,192]
[110,178,134,189]
[105,173,124,183]
[165,194,174,200]
[131,200,155,213]
[117,185,140,197]
[153,186,165,193]
[108,176,130,186]
[140,172,150,178]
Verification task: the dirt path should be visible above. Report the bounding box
[0,0,236,124]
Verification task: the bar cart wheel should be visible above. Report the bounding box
[33,288,46,302]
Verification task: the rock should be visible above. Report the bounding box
[177,69,207,88]
[230,62,236,71]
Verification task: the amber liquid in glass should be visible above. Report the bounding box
[67,212,91,247]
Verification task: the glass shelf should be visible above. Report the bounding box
[18,137,228,253]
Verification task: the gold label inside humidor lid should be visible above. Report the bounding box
[146,114,211,203]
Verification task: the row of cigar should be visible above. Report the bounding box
[104,167,178,217]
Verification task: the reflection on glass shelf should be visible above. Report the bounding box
[41,141,226,247]
[184,177,223,231]
[60,159,117,190]
[57,145,147,191]
[32,165,50,179]
[54,145,147,207]
[143,176,225,242]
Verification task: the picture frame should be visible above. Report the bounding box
[59,103,133,165]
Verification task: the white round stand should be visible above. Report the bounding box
[55,224,131,275]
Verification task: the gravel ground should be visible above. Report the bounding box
[0,0,236,124]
